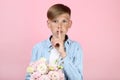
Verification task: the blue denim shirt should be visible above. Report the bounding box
[26,36,83,80]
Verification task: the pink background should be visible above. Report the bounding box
[0,0,120,80]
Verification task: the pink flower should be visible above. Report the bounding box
[30,71,41,80]
[58,70,65,80]
[48,71,60,80]
[38,75,50,80]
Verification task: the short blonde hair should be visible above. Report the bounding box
[47,4,71,20]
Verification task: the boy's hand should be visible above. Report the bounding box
[52,29,66,58]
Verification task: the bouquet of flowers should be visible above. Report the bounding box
[26,57,64,80]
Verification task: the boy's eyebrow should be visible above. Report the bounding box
[50,15,70,21]
[65,17,70,20]
[55,17,70,20]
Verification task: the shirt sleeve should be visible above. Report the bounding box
[25,73,31,80]
[59,42,83,80]
[25,45,40,80]
[31,45,39,62]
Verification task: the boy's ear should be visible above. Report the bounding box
[47,20,50,28]
[68,20,72,28]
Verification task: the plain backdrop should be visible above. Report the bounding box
[0,0,120,80]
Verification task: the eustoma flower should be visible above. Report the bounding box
[26,57,64,80]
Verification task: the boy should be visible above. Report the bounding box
[26,4,83,80]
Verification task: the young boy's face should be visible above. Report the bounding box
[47,13,72,38]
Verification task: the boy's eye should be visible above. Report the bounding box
[62,20,69,23]
[53,20,57,23]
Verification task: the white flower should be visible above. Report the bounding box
[37,63,48,74]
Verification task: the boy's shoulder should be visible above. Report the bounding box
[68,38,81,45]
[69,39,83,51]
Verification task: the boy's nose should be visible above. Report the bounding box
[58,23,62,29]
